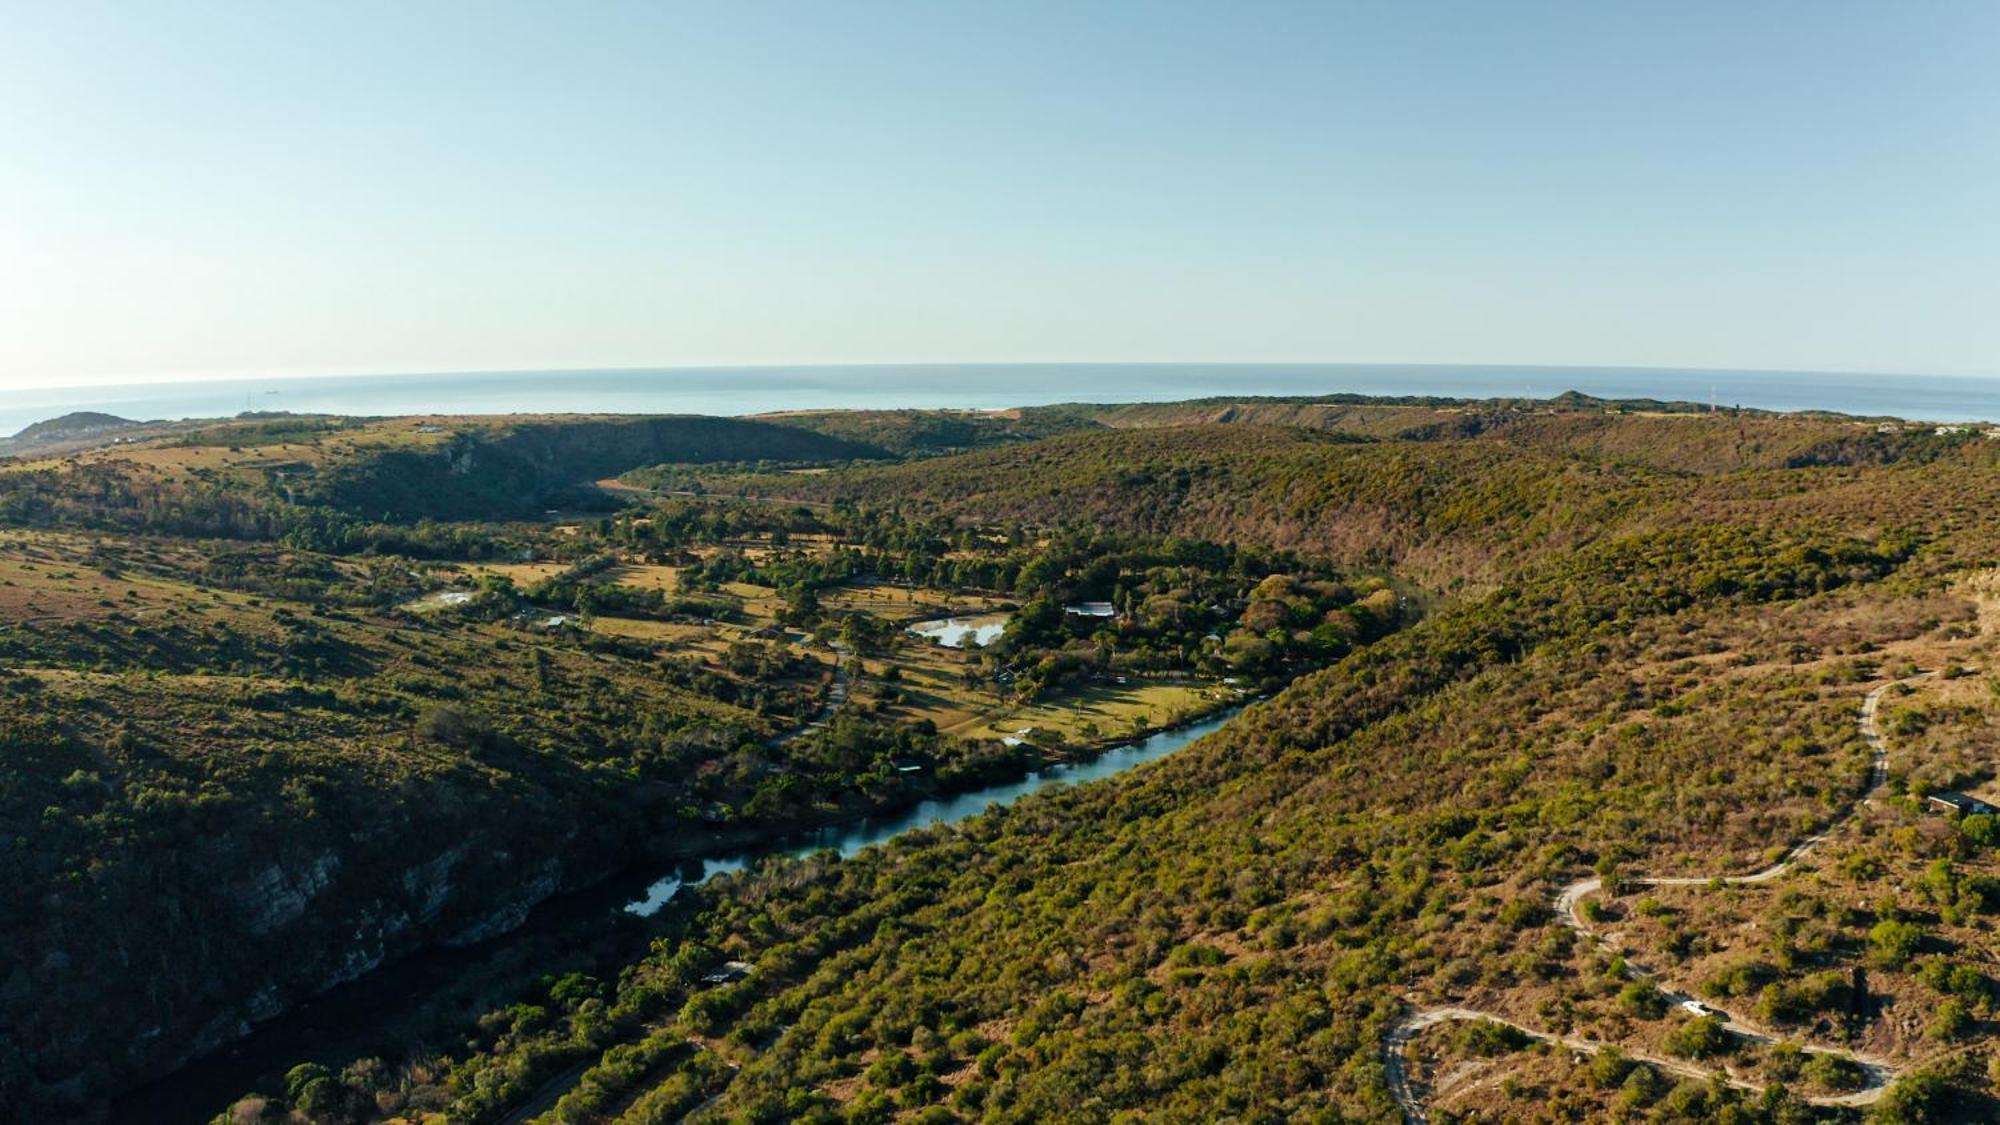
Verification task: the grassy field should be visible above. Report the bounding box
[950,679,1237,744]
[864,642,996,731]
[601,562,682,591]
[585,617,715,645]
[44,414,457,480]
[821,581,1009,620]
[545,557,1221,750]
[462,561,569,585]
[0,513,1224,764]
[719,580,784,622]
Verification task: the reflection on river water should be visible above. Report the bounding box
[625,706,1239,915]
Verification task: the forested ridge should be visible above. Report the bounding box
[296,520,1958,1123]
[707,420,2000,587]
[7,399,2000,1123]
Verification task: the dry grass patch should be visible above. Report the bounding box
[588,617,715,645]
[951,679,1230,744]
[464,561,569,585]
[820,583,1007,620]
[603,563,682,592]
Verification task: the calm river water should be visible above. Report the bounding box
[114,706,1240,1123]
[625,707,1238,914]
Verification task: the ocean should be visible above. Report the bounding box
[6,363,2000,437]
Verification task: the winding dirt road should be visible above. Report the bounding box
[770,640,852,748]
[1384,674,1928,1121]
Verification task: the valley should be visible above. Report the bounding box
[6,394,2000,1122]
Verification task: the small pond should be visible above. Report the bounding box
[906,613,1010,648]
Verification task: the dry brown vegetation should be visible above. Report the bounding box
[16,400,2000,1122]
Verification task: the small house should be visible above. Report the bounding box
[1927,791,1997,817]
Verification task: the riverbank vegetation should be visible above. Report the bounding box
[11,394,2000,1121]
[0,412,1412,1119]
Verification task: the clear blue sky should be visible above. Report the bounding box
[2,0,1998,389]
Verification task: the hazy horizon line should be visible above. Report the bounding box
[7,358,2000,397]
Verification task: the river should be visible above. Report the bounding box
[624,707,1239,914]
[110,707,1240,1123]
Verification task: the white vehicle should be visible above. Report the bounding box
[1680,999,1714,1017]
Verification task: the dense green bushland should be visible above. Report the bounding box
[1027,393,1968,474]
[0,414,889,536]
[0,455,1403,1118]
[741,408,1098,456]
[300,417,889,521]
[250,519,1947,1122]
[10,401,2000,1122]
[211,406,2000,1121]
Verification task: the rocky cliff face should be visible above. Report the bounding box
[0,767,644,1115]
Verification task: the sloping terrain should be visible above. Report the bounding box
[0,528,796,1107]
[745,409,1097,457]
[709,419,2000,588]
[0,413,890,533]
[13,402,2000,1122]
[201,407,2000,1123]
[1020,393,1913,474]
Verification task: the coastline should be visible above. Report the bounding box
[13,363,2000,440]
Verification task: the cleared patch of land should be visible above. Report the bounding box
[821,582,1009,620]
[465,561,570,585]
[950,679,1234,744]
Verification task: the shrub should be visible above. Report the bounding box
[1870,1065,1954,1123]
[1756,971,1851,1024]
[1589,1047,1634,1089]
[1663,1014,1731,1059]
[1960,814,1999,848]
[1765,1042,1805,1081]
[1803,1053,1867,1092]
[1499,897,1550,929]
[1701,959,1774,999]
[1616,980,1668,1019]
[1926,998,1974,1042]
[1461,1019,1531,1057]
[1619,1064,1664,1108]
[1867,919,1924,969]
[415,703,494,749]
